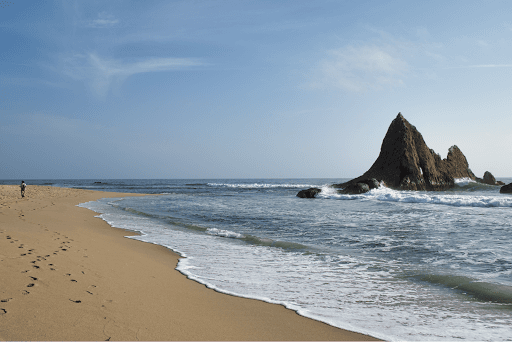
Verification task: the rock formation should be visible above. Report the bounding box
[297,188,322,198]
[338,178,380,194]
[297,113,481,197]
[333,113,476,191]
[481,171,499,185]
[500,183,512,194]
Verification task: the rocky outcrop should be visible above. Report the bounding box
[500,183,512,194]
[339,182,370,194]
[337,178,380,194]
[297,188,322,198]
[483,171,496,185]
[334,113,476,191]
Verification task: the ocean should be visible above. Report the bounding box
[4,178,512,341]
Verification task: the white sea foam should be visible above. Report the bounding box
[206,228,245,239]
[320,185,512,208]
[454,177,477,186]
[78,182,512,342]
[208,182,314,188]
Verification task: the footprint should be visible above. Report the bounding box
[86,291,93,295]
[27,283,35,287]
[29,276,38,281]
[33,265,40,269]
[0,308,6,315]
[69,299,81,303]
[22,290,29,295]
[0,298,12,303]
[71,279,77,282]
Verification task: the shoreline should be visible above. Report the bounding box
[0,185,380,341]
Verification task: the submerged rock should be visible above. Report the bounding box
[333,113,476,191]
[297,188,322,198]
[500,183,512,194]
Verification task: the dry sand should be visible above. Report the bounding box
[0,185,380,341]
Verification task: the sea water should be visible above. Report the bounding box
[7,178,511,341]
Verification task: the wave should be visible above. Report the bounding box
[208,182,316,189]
[412,273,512,304]
[117,203,310,252]
[454,177,477,186]
[318,186,512,208]
[207,228,245,239]
[206,228,309,250]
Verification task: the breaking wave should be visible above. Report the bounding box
[412,273,512,304]
[208,183,315,189]
[319,186,512,208]
[454,177,477,186]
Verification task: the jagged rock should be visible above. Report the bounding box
[500,183,512,194]
[333,113,476,191]
[333,178,379,194]
[297,188,322,198]
[339,183,370,194]
[497,181,505,186]
[482,171,497,185]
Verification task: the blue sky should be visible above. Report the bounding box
[1,0,511,179]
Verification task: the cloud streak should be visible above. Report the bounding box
[87,12,120,28]
[61,53,205,98]
[311,45,408,92]
[463,64,512,68]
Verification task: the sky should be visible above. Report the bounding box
[1,0,512,179]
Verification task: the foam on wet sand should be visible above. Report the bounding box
[0,185,379,341]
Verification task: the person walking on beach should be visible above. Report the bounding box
[20,181,26,198]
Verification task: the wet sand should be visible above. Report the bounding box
[0,185,380,341]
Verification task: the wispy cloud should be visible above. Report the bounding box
[311,45,408,92]
[87,12,119,28]
[60,53,205,98]
[462,64,512,68]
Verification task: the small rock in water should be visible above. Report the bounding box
[500,183,512,194]
[297,188,322,198]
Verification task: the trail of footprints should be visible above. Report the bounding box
[1,230,100,316]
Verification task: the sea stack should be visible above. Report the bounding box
[334,113,476,191]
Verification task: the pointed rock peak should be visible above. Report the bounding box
[334,113,476,191]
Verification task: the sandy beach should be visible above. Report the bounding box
[0,185,379,341]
